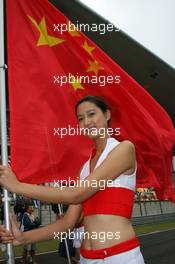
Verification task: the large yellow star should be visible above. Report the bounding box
[28,16,65,47]
[69,75,84,91]
[83,40,95,56]
[86,60,104,75]
[67,22,80,37]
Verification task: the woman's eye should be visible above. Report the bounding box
[89,112,95,116]
[78,117,83,122]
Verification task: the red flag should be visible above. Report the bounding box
[6,0,175,201]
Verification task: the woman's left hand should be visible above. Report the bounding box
[0,166,20,193]
[0,214,24,246]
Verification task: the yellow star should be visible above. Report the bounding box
[83,40,95,56]
[28,16,65,47]
[69,75,84,91]
[86,60,104,75]
[67,22,80,37]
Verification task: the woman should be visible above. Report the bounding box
[0,95,145,263]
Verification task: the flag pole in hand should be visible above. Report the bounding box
[0,0,15,263]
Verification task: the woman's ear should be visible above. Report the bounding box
[106,109,111,122]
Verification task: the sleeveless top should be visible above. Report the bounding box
[80,137,136,219]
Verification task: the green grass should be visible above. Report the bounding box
[0,240,58,260]
[1,220,175,260]
[134,220,175,236]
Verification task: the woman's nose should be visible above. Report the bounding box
[84,116,91,126]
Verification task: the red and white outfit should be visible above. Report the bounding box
[79,137,145,264]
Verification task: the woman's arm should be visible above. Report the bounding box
[23,204,82,244]
[0,204,82,245]
[0,140,135,204]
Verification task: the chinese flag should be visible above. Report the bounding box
[6,0,175,201]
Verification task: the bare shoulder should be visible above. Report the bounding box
[105,140,136,174]
[122,140,135,150]
[113,140,135,154]
[104,139,136,166]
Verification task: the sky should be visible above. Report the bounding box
[80,0,175,69]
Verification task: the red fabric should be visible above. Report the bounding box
[6,0,175,201]
[82,187,134,218]
[80,237,140,259]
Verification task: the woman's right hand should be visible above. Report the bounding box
[0,166,21,193]
[0,214,25,246]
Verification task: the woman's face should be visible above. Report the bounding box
[77,101,110,139]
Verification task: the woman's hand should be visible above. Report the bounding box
[0,166,20,193]
[0,214,24,246]
[0,224,14,244]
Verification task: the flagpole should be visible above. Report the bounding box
[0,0,15,263]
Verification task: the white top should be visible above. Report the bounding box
[80,137,136,191]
